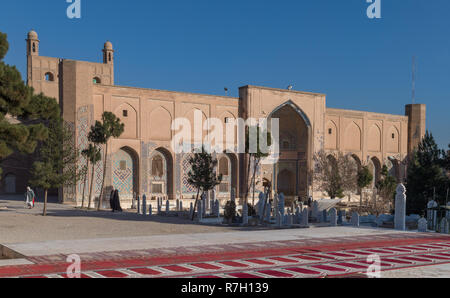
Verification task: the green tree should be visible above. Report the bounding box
[81,144,101,209]
[30,117,82,216]
[87,120,107,209]
[0,32,47,176]
[357,166,374,207]
[187,147,222,221]
[406,131,449,214]
[244,126,272,206]
[96,112,124,211]
[375,165,397,214]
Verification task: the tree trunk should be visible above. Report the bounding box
[251,159,260,207]
[244,154,252,206]
[88,161,95,209]
[191,188,201,221]
[43,189,48,217]
[81,161,89,209]
[360,190,363,210]
[97,144,108,211]
[260,187,270,225]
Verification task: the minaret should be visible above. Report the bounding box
[26,30,39,56]
[102,41,114,65]
[26,30,39,85]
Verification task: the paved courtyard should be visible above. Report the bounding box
[1,195,449,278]
[0,196,243,244]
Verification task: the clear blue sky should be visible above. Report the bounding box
[0,0,449,148]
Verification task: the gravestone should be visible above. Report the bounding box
[445,202,450,220]
[157,197,161,214]
[317,211,323,223]
[242,203,249,225]
[258,192,265,218]
[296,207,301,224]
[142,195,147,216]
[351,212,360,227]
[277,211,283,228]
[301,208,309,226]
[197,200,203,222]
[265,202,272,222]
[441,218,449,234]
[288,212,294,226]
[312,201,319,219]
[201,193,207,216]
[215,199,220,217]
[337,210,343,225]
[273,194,279,217]
[330,208,337,227]
[427,200,438,229]
[207,191,211,212]
[189,202,194,219]
[210,190,216,213]
[278,193,285,216]
[447,202,450,219]
[394,184,407,231]
[137,195,141,215]
[418,217,428,233]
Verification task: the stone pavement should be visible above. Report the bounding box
[1,227,449,278]
[1,195,449,278]
[0,196,243,244]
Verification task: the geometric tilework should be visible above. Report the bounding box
[112,149,134,199]
[77,114,89,196]
[94,148,104,197]
[148,150,168,195]
[181,154,196,195]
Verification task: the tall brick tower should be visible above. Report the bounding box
[405,104,426,154]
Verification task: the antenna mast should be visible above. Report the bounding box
[412,56,416,104]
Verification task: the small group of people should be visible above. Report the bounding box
[110,189,123,212]
[25,186,36,209]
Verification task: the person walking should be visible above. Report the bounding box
[113,189,123,212]
[25,186,36,209]
[110,189,116,212]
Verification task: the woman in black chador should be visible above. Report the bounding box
[113,189,123,212]
[110,189,116,212]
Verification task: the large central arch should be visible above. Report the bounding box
[112,147,139,204]
[268,100,312,200]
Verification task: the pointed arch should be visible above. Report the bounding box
[112,146,139,203]
[149,147,174,198]
[268,100,311,127]
[368,124,382,152]
[325,120,338,150]
[269,100,312,198]
[149,106,172,141]
[184,108,208,144]
[344,121,362,151]
[387,126,400,153]
[114,103,138,139]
